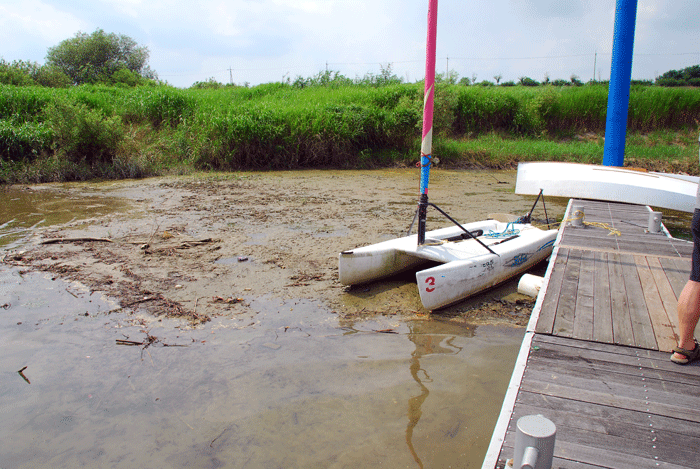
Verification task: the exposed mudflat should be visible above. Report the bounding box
[3,169,567,326]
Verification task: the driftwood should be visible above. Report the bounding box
[142,238,218,254]
[40,237,113,245]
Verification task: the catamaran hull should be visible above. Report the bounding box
[339,220,557,310]
[415,231,556,310]
[338,220,500,285]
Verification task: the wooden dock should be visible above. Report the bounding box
[483,199,700,469]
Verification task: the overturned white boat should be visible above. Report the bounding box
[516,161,697,213]
[339,219,557,310]
[338,0,557,310]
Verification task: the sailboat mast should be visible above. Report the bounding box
[417,0,438,246]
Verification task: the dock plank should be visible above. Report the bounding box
[535,247,569,334]
[592,251,614,344]
[659,256,691,298]
[608,252,635,347]
[572,250,595,340]
[619,253,657,350]
[552,249,581,337]
[635,255,678,352]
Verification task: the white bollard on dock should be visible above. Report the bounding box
[570,205,584,227]
[648,211,662,233]
[507,414,556,469]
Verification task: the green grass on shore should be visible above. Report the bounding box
[1,82,698,183]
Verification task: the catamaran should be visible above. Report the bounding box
[338,0,557,310]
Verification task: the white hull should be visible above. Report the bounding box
[515,162,697,213]
[339,220,557,310]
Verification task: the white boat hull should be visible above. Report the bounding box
[515,162,697,213]
[339,220,557,310]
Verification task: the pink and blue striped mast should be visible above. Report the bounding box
[417,0,438,246]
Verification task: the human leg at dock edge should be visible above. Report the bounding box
[672,208,700,363]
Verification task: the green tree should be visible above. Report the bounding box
[46,29,156,85]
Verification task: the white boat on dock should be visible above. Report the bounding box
[515,161,697,213]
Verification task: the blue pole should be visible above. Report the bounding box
[603,0,638,167]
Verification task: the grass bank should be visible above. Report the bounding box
[1,82,698,183]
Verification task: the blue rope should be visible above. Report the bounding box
[485,222,520,238]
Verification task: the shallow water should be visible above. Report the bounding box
[1,266,522,468]
[0,186,133,249]
[1,169,690,468]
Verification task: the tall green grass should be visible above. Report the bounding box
[0,82,698,183]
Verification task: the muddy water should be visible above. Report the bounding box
[0,169,604,467]
[0,186,133,249]
[2,267,522,468]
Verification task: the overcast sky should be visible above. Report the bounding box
[1,0,699,88]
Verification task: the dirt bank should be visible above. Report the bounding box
[2,169,563,327]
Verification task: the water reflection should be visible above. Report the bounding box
[405,322,468,468]
[0,186,131,249]
[0,267,524,468]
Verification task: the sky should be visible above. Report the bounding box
[1,0,699,88]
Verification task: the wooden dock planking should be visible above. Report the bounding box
[608,252,636,347]
[485,199,698,469]
[493,336,700,469]
[553,248,581,336]
[660,256,692,298]
[535,247,568,334]
[572,250,595,341]
[620,253,657,350]
[535,200,692,352]
[635,255,678,351]
[593,250,614,343]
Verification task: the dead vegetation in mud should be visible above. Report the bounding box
[2,170,557,328]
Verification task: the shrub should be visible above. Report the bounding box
[0,120,53,161]
[44,99,124,164]
[35,65,72,88]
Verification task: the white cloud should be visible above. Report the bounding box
[1,0,697,86]
[0,0,86,60]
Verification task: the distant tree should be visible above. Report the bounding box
[493,74,502,84]
[570,75,583,86]
[458,76,471,86]
[656,64,700,86]
[0,59,36,85]
[436,69,459,84]
[0,59,71,87]
[500,80,516,87]
[518,76,539,86]
[551,79,570,87]
[46,29,156,85]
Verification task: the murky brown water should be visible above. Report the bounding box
[1,169,690,468]
[2,266,523,468]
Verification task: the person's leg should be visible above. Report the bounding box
[672,279,700,361]
[672,209,700,362]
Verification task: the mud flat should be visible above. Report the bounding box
[1,169,569,468]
